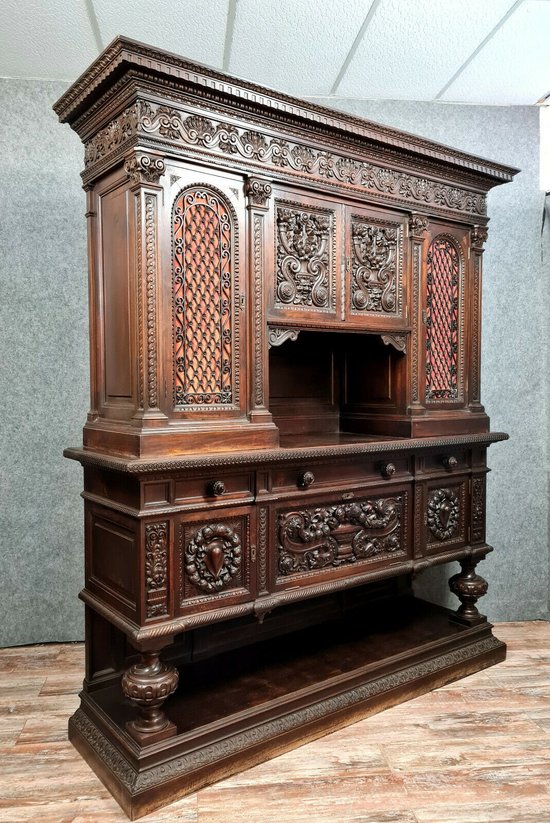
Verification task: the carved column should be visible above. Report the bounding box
[245,176,273,424]
[125,150,168,424]
[121,646,179,745]
[469,225,488,412]
[408,213,428,413]
[84,183,100,423]
[449,558,488,625]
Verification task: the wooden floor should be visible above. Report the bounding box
[1,622,550,823]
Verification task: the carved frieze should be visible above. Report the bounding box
[275,204,334,311]
[184,523,242,594]
[427,488,460,541]
[145,522,169,618]
[277,495,404,576]
[350,219,401,315]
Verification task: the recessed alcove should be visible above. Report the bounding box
[268,329,407,443]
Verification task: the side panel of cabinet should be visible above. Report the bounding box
[345,203,408,330]
[267,186,343,327]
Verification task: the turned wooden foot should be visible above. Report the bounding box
[449,559,488,625]
[121,650,179,745]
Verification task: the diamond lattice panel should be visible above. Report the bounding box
[425,236,460,401]
[173,188,233,408]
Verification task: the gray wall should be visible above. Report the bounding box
[0,82,547,647]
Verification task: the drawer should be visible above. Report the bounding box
[270,457,410,493]
[273,483,412,589]
[173,472,254,506]
[420,450,469,476]
[175,505,255,614]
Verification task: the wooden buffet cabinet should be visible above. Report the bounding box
[54,37,517,819]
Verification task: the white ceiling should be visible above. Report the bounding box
[1,0,549,105]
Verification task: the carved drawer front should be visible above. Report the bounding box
[173,472,254,507]
[419,450,468,476]
[176,506,255,615]
[274,485,411,589]
[269,188,341,325]
[346,205,406,328]
[424,478,468,555]
[270,458,410,494]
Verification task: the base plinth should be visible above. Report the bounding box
[69,597,505,820]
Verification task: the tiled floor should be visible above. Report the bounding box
[1,622,549,822]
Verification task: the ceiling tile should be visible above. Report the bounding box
[337,0,515,100]
[93,0,229,69]
[229,0,375,95]
[0,0,98,80]
[441,0,550,104]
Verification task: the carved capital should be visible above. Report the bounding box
[471,224,488,251]
[409,212,429,238]
[245,177,272,209]
[124,152,166,185]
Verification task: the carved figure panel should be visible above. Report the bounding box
[277,494,406,577]
[425,236,461,402]
[350,217,402,315]
[275,203,335,312]
[172,186,238,408]
[181,518,246,600]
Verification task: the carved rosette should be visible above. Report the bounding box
[275,204,334,311]
[145,523,168,618]
[277,496,403,576]
[185,523,242,593]
[351,219,401,315]
[427,488,460,541]
[124,152,166,185]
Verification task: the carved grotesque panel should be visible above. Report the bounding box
[427,488,460,541]
[172,186,238,408]
[145,522,169,618]
[425,236,461,402]
[351,218,401,315]
[183,522,242,594]
[275,203,335,312]
[277,495,405,577]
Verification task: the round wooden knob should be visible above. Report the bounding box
[381,463,396,478]
[298,471,315,489]
[208,480,226,497]
[442,455,458,470]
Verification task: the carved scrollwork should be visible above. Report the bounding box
[124,152,166,184]
[278,496,402,576]
[268,327,300,348]
[351,220,400,314]
[245,177,272,209]
[275,205,334,310]
[185,523,242,593]
[427,488,460,541]
[381,334,407,353]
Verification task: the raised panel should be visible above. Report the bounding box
[274,486,410,586]
[425,479,468,554]
[87,509,138,618]
[177,508,255,613]
[349,214,403,319]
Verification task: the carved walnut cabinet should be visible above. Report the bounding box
[54,37,517,819]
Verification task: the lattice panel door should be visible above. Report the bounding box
[425,236,460,402]
[172,187,236,408]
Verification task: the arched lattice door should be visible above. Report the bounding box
[425,235,461,402]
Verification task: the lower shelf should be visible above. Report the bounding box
[69,597,505,819]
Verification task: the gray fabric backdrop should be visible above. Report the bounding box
[0,80,548,646]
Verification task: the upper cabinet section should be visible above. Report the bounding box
[268,187,407,331]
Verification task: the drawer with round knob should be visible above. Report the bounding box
[270,457,411,494]
[173,472,255,507]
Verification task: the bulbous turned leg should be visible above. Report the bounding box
[121,650,179,745]
[449,558,488,625]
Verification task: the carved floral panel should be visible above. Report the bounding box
[426,482,466,549]
[172,186,238,408]
[275,202,335,313]
[277,493,406,578]
[425,236,461,402]
[180,516,249,603]
[145,522,169,619]
[350,217,402,316]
